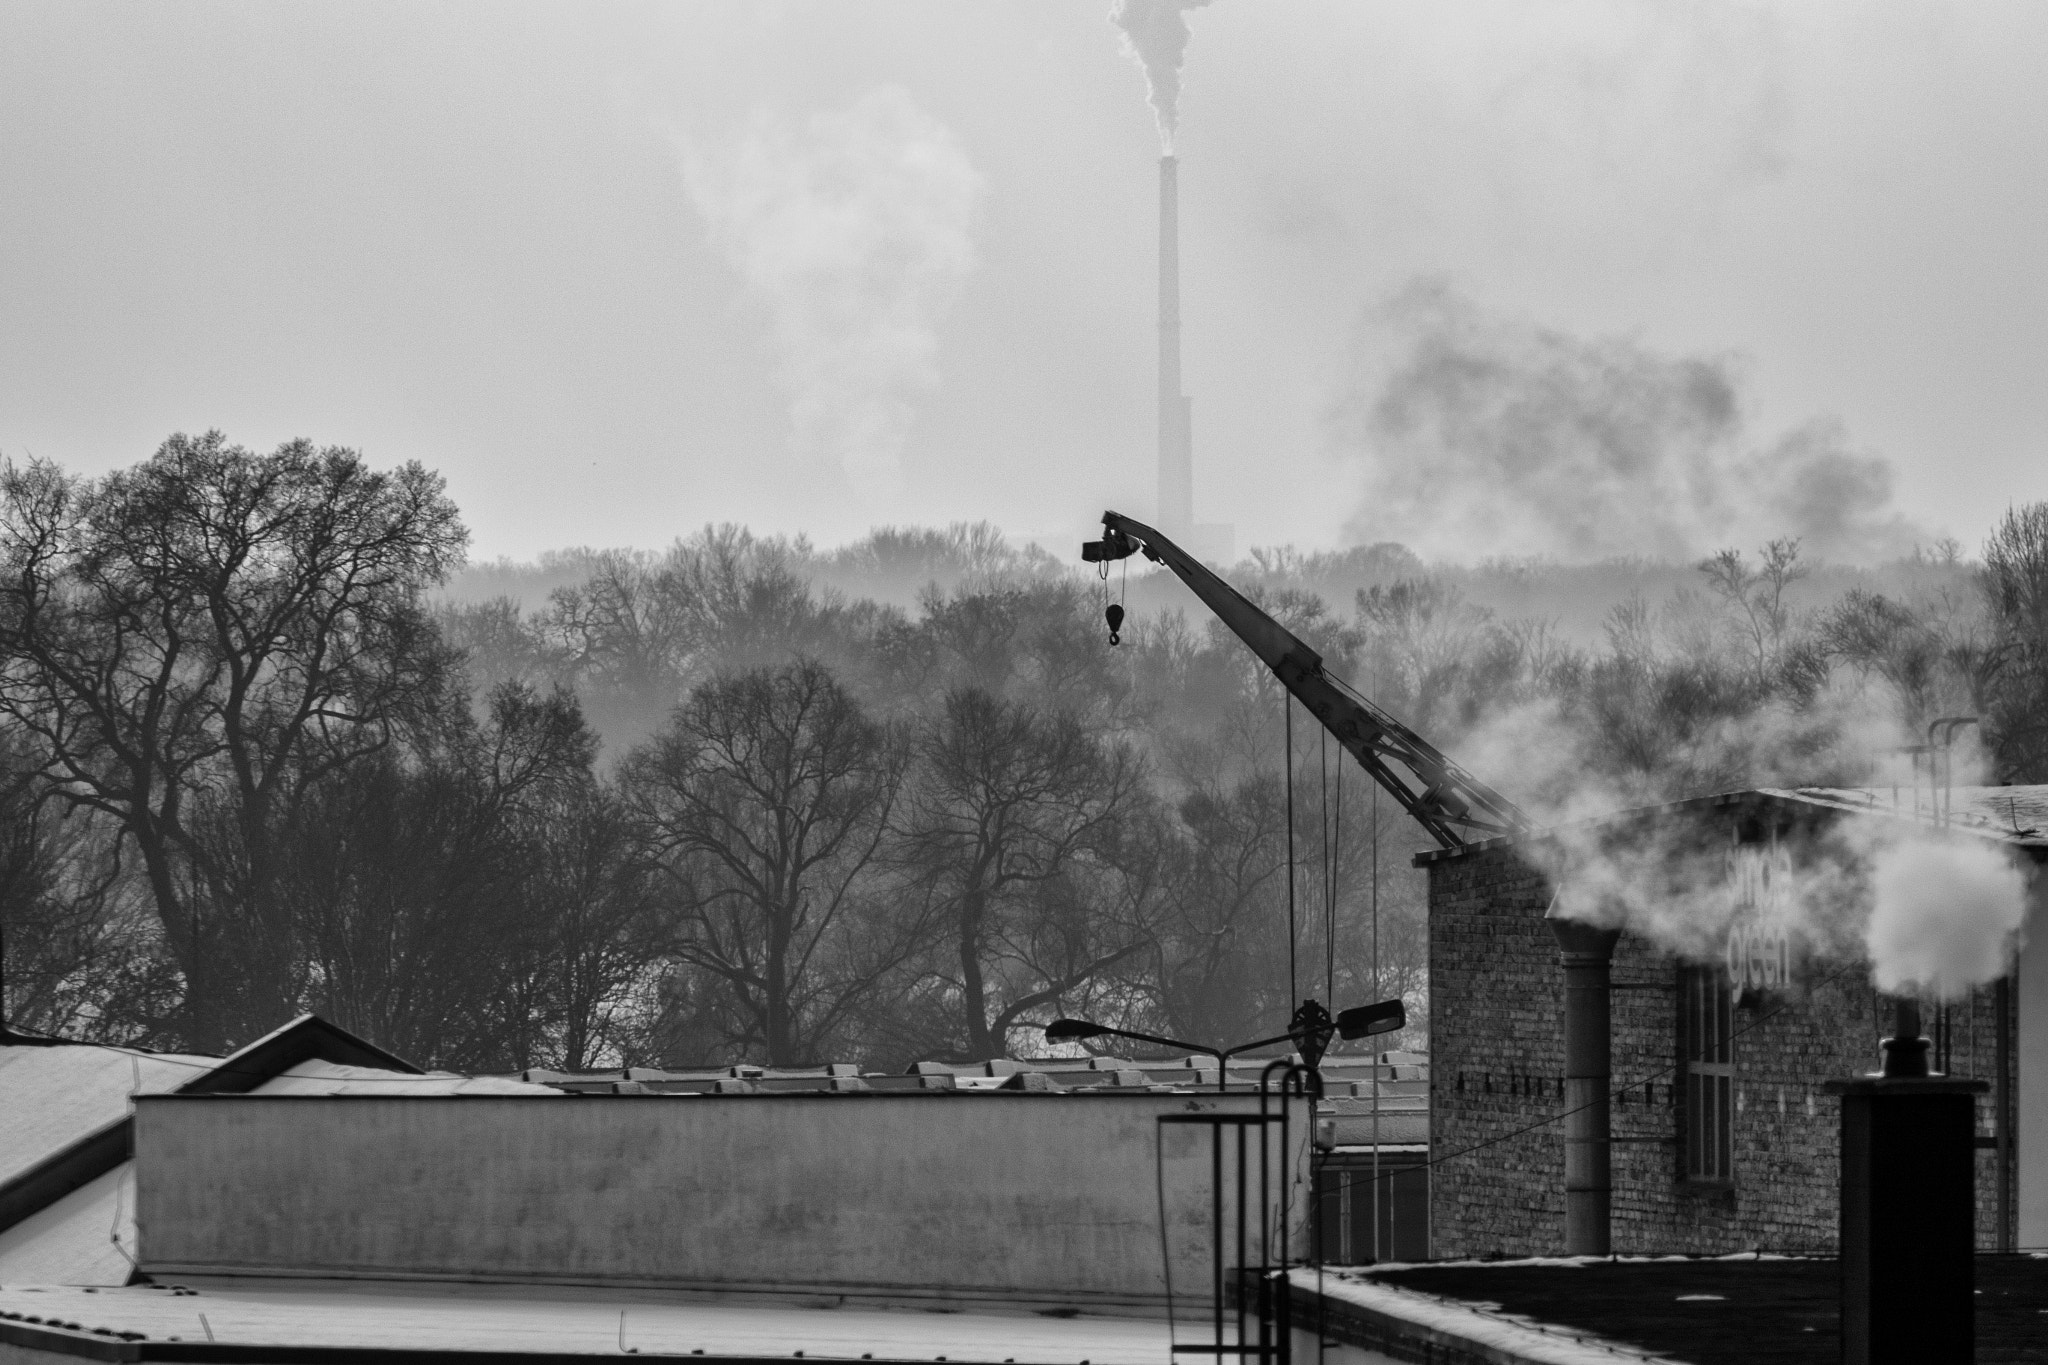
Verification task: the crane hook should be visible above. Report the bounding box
[1105,602,1124,646]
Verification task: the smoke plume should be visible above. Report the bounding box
[1455,691,2031,997]
[680,86,982,502]
[1865,833,2030,999]
[1109,0,1213,153]
[1335,282,1922,564]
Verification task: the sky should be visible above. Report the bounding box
[2,1,2045,565]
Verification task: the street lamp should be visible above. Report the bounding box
[1043,997,1406,1093]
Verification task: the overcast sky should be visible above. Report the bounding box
[3,1,2044,564]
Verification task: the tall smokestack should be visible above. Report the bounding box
[1158,155,1193,540]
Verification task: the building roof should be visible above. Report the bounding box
[0,1046,216,1191]
[1765,783,2048,847]
[1415,783,2048,865]
[0,1280,1172,1362]
[1299,1256,2048,1365]
[254,1059,559,1098]
[0,1165,133,1288]
[0,1014,553,1286]
[524,1051,1426,1098]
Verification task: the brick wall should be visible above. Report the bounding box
[1426,840,1562,1257]
[1426,805,2015,1259]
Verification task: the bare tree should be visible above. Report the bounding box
[0,434,465,1049]
[1149,771,1291,1048]
[1982,502,2048,779]
[1700,538,1807,690]
[896,687,1151,1061]
[513,786,668,1071]
[286,683,595,1069]
[626,660,911,1066]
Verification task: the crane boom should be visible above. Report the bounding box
[1083,510,1532,851]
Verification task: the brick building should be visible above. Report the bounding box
[1421,785,2048,1259]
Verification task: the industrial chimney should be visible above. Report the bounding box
[1157,154,1193,542]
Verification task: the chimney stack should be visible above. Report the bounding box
[1158,155,1193,541]
[1827,1000,1988,1365]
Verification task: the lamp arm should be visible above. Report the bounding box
[1095,1026,1224,1063]
[1219,1031,1302,1061]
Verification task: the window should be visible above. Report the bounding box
[1682,964,1734,1181]
[1315,1155,1430,1264]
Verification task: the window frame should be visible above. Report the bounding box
[1680,962,1735,1183]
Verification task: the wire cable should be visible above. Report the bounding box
[1319,730,1329,1009]
[1285,695,1298,1010]
[1328,744,1340,1009]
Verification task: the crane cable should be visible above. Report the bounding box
[1284,694,1297,1009]
[1328,736,1340,1010]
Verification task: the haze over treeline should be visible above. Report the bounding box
[4,436,2046,1076]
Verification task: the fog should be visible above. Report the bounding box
[3,2,2047,564]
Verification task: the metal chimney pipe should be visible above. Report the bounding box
[1548,915,1619,1256]
[1828,1000,1987,1365]
[1157,155,1192,540]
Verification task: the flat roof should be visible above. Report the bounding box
[0,1281,1175,1364]
[524,1054,1428,1097]
[1297,1256,2048,1364]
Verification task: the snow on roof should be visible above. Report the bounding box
[1418,783,2048,864]
[0,1045,215,1187]
[0,1282,1170,1361]
[1769,783,2048,847]
[253,1060,558,1097]
[0,1166,134,1288]
[0,1057,552,1288]
[1292,1266,1684,1365]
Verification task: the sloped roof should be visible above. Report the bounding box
[0,1165,132,1287]
[0,1055,555,1285]
[0,1046,215,1189]
[0,1014,452,1253]
[1416,783,2048,864]
[1766,783,2048,847]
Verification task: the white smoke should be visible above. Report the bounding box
[1109,0,1214,153]
[1865,834,2030,1000]
[1336,282,1924,565]
[1452,686,2029,995]
[680,86,982,502]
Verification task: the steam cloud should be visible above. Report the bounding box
[1866,834,2030,999]
[681,86,983,501]
[1456,694,2030,998]
[1109,0,1213,153]
[1336,282,1923,565]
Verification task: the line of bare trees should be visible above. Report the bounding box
[3,434,2045,1071]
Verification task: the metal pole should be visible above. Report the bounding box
[1996,974,2012,1252]
[1235,1122,1247,1353]
[1550,917,1619,1256]
[1212,1125,1224,1353]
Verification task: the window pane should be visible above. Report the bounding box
[1680,965,1736,1181]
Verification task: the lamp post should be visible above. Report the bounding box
[1044,998,1406,1093]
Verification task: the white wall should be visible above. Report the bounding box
[2019,873,2048,1249]
[134,1091,1310,1312]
